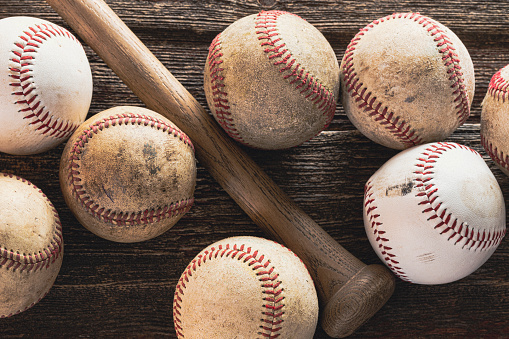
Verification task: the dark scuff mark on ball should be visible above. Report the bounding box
[386,179,415,196]
[102,184,115,203]
[143,143,161,175]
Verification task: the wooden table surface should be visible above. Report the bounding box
[1,0,508,338]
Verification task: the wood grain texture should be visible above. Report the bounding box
[0,0,508,338]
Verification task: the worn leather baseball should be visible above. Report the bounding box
[364,142,506,284]
[59,106,196,243]
[0,173,63,318]
[0,16,93,155]
[481,64,509,176]
[173,236,319,338]
[340,13,475,150]
[204,10,340,150]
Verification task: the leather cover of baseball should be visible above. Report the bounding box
[0,173,63,318]
[173,236,319,338]
[481,64,509,176]
[204,10,340,150]
[364,142,506,284]
[0,16,93,155]
[59,106,197,243]
[340,13,475,150]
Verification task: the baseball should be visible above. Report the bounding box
[204,10,340,150]
[59,106,197,243]
[340,13,475,150]
[173,236,319,338]
[363,142,506,284]
[0,16,93,155]
[0,173,63,317]
[481,64,509,176]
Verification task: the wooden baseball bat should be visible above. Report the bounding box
[45,0,395,337]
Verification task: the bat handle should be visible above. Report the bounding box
[321,264,395,337]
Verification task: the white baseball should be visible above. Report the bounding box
[363,142,506,284]
[173,236,319,338]
[0,173,63,317]
[481,64,509,176]
[340,13,475,150]
[0,16,93,155]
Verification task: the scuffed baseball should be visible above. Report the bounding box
[0,16,93,155]
[173,236,319,338]
[0,173,63,318]
[481,64,509,176]
[204,10,340,150]
[363,142,506,284]
[340,13,475,150]
[59,106,197,243]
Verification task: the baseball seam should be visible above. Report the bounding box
[481,69,509,172]
[0,173,63,318]
[255,11,336,128]
[364,182,411,281]
[342,12,470,147]
[207,11,337,148]
[481,134,509,173]
[173,243,285,338]
[365,142,506,282]
[206,33,246,145]
[414,142,506,251]
[486,67,509,102]
[0,173,63,274]
[8,23,83,139]
[67,113,195,225]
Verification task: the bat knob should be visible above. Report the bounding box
[320,264,396,338]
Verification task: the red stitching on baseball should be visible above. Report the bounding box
[255,11,336,129]
[481,134,509,173]
[364,182,410,281]
[482,67,509,172]
[67,113,195,225]
[206,33,246,144]
[173,243,285,338]
[487,67,509,102]
[8,23,82,139]
[342,12,470,147]
[414,142,506,251]
[207,11,336,148]
[0,173,63,318]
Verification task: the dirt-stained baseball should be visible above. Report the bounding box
[364,142,506,284]
[0,16,93,155]
[0,173,63,318]
[59,106,196,243]
[204,10,340,150]
[173,236,319,338]
[340,13,475,150]
[481,64,509,176]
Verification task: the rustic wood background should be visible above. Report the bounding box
[1,0,508,337]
